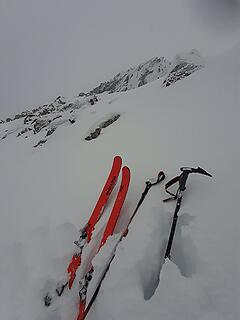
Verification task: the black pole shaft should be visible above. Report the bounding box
[165,196,182,259]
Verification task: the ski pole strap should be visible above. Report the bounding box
[131,171,165,220]
[163,175,180,202]
[155,171,165,184]
[143,171,165,196]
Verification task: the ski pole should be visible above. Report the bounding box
[164,167,212,260]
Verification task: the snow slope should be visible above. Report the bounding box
[0,44,240,320]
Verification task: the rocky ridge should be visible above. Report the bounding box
[0,50,204,146]
[163,49,204,87]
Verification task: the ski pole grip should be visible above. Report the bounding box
[179,171,189,191]
[157,171,165,183]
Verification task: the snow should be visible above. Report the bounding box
[0,43,240,320]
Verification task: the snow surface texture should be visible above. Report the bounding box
[0,45,240,320]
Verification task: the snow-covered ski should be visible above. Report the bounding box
[43,156,122,307]
[77,166,131,320]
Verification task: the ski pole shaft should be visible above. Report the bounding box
[165,195,182,259]
[132,171,165,218]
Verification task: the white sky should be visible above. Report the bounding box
[1,0,240,118]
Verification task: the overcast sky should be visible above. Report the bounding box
[1,0,240,118]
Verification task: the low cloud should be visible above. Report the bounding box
[190,0,240,32]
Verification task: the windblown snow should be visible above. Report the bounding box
[0,44,240,320]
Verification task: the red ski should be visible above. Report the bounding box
[43,156,122,307]
[67,156,122,288]
[77,166,131,320]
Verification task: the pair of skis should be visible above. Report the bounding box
[44,156,130,318]
[68,156,126,291]
[77,158,130,320]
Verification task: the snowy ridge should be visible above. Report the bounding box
[0,51,205,146]
[0,51,204,146]
[0,55,172,126]
[163,49,205,87]
[88,56,171,95]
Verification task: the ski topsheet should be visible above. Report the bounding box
[44,156,122,306]
[77,166,131,320]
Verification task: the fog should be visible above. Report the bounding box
[1,0,240,118]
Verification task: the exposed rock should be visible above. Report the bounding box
[52,115,62,121]
[61,103,74,111]
[14,114,23,120]
[46,127,56,137]
[163,49,204,87]
[24,114,35,124]
[85,113,120,141]
[33,119,50,133]
[99,113,120,128]
[39,109,50,116]
[33,139,47,148]
[17,128,30,137]
[21,111,31,117]
[88,57,171,95]
[55,96,66,105]
[85,127,101,141]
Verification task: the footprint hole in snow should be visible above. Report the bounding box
[138,209,200,300]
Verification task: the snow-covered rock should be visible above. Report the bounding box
[1,51,206,146]
[0,56,171,145]
[0,96,90,147]
[162,49,205,87]
[89,57,171,95]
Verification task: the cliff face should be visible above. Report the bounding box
[88,57,171,95]
[162,49,205,87]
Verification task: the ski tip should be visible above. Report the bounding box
[120,166,131,190]
[122,166,131,176]
[114,155,122,164]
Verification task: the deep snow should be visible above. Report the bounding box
[0,44,240,320]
